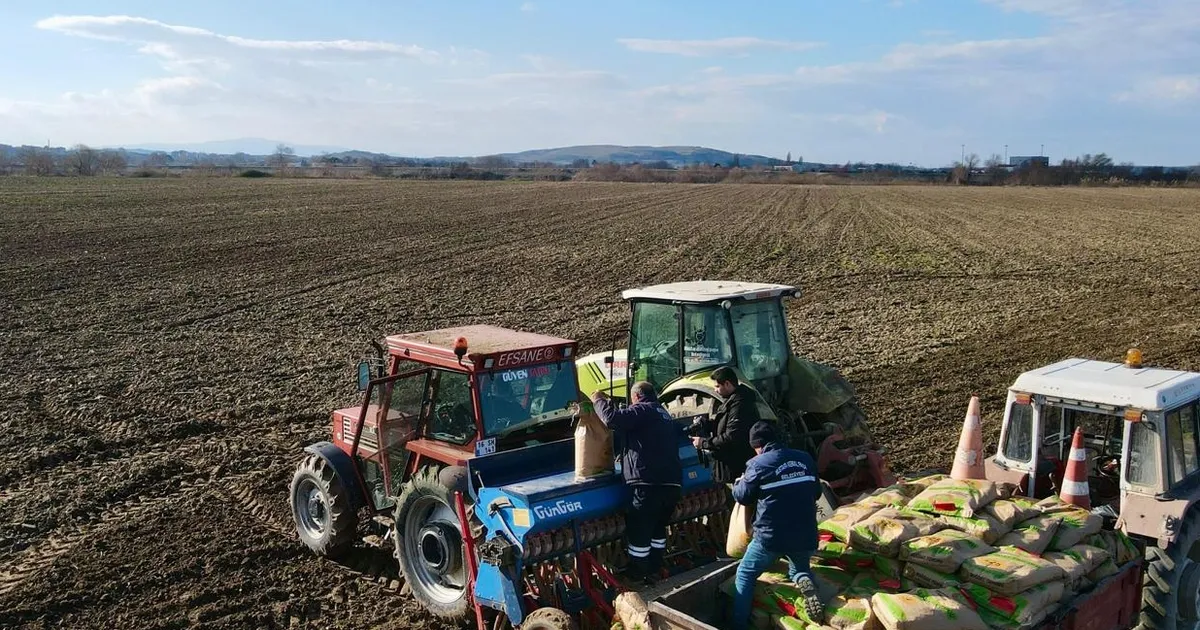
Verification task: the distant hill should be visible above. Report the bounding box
[492,145,777,167]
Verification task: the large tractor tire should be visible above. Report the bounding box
[394,467,471,620]
[290,453,358,558]
[521,607,578,630]
[1140,507,1200,629]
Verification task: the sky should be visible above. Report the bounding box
[1,1,1198,166]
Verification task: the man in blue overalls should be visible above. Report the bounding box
[592,381,683,584]
[731,422,824,629]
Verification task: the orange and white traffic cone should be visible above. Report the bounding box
[1059,427,1091,509]
[951,395,986,480]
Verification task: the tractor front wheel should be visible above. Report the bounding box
[520,607,578,630]
[1139,506,1200,629]
[289,453,358,558]
[394,467,471,620]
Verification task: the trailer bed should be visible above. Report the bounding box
[644,557,1145,630]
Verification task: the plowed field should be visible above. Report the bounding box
[2,178,1198,629]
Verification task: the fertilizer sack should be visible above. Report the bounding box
[574,401,615,481]
[825,595,880,630]
[1087,529,1139,565]
[849,507,945,557]
[1087,558,1120,582]
[995,515,1060,555]
[721,575,821,625]
[873,556,905,580]
[958,546,1065,596]
[869,588,988,630]
[984,500,1040,531]
[961,582,1064,627]
[728,501,755,558]
[860,488,913,510]
[905,474,948,489]
[815,540,878,571]
[814,566,856,593]
[937,512,1011,545]
[1043,544,1109,591]
[821,504,885,543]
[977,605,1058,630]
[908,478,1000,519]
[1035,498,1103,551]
[614,592,654,630]
[900,530,994,574]
[845,572,904,598]
[903,563,961,590]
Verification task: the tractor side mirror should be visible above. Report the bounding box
[356,360,372,391]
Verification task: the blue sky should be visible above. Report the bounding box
[1,1,1197,165]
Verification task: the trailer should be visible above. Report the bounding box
[642,555,1144,630]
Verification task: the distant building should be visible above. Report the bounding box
[1010,155,1050,168]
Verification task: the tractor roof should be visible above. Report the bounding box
[1012,358,1200,411]
[386,325,576,370]
[621,280,798,304]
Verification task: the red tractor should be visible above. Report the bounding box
[290,325,583,618]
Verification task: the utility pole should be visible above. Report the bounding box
[961,144,965,164]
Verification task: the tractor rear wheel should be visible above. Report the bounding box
[394,467,470,620]
[1139,506,1200,629]
[520,607,578,630]
[290,453,357,558]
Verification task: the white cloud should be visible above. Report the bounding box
[520,2,536,12]
[1116,75,1200,103]
[36,15,437,61]
[446,70,624,90]
[617,37,822,57]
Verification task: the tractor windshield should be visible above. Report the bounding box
[478,360,578,436]
[630,298,790,392]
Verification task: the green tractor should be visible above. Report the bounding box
[576,281,895,504]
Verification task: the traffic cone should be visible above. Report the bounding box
[1059,427,1091,509]
[951,396,986,480]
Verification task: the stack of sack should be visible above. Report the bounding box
[719,399,1141,630]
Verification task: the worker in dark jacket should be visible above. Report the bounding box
[731,422,823,630]
[592,381,682,584]
[692,366,759,485]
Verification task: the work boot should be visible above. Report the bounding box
[794,575,825,621]
[623,557,650,586]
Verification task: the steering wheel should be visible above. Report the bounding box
[435,402,473,433]
[649,339,675,357]
[1096,454,1120,479]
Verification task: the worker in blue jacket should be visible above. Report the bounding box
[592,381,683,584]
[731,422,823,629]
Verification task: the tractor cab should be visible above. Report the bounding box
[581,280,890,500]
[337,325,581,507]
[986,350,1200,518]
[623,281,801,404]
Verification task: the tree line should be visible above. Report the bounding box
[2,143,1196,186]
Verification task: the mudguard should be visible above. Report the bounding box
[303,441,368,510]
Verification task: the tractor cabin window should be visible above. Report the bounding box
[682,305,734,374]
[730,300,789,382]
[1127,420,1159,486]
[1166,403,1199,485]
[1002,399,1033,462]
[630,302,681,392]
[478,361,577,436]
[425,370,476,445]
